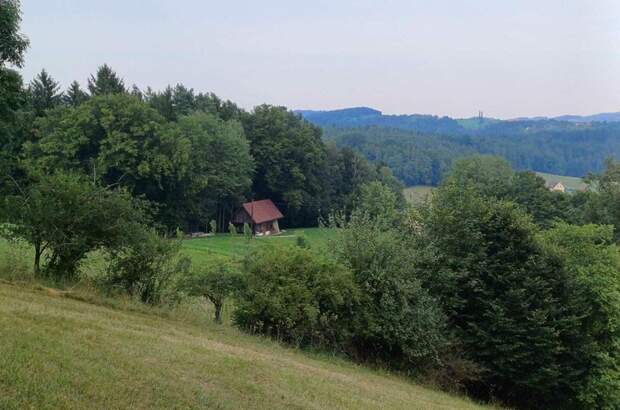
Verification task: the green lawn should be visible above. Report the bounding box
[0,228,336,273]
[181,228,335,261]
[0,282,495,409]
[404,185,435,204]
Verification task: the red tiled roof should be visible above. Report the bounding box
[242,199,284,224]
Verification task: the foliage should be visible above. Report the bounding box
[353,181,401,227]
[444,155,573,227]
[582,159,620,241]
[540,223,620,409]
[1,172,148,279]
[0,0,29,68]
[0,67,24,184]
[322,120,620,186]
[242,222,251,239]
[410,183,578,407]
[87,64,126,95]
[104,229,189,304]
[234,245,359,348]
[241,105,329,227]
[508,171,571,227]
[170,112,253,230]
[24,95,254,231]
[63,81,88,107]
[180,256,242,322]
[27,69,62,116]
[330,211,450,371]
[443,155,514,198]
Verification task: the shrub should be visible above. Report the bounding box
[103,229,190,304]
[243,222,252,239]
[234,245,358,348]
[330,211,451,371]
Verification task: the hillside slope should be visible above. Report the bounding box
[0,283,492,410]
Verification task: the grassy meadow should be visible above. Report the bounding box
[0,281,495,409]
[0,227,335,272]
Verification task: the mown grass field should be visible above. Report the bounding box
[0,228,336,269]
[535,171,587,192]
[0,282,494,410]
[181,228,335,262]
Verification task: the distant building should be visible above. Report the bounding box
[232,199,284,235]
[545,181,566,193]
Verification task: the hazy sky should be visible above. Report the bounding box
[19,0,620,118]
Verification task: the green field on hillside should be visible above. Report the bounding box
[0,283,493,409]
[0,228,335,270]
[535,172,587,192]
[403,185,435,204]
[181,228,335,261]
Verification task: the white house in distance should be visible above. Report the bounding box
[545,181,566,193]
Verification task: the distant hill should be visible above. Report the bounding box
[296,107,620,186]
[297,107,620,131]
[296,107,467,134]
[553,112,620,123]
[513,112,620,123]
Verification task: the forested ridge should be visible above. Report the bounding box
[298,107,620,185]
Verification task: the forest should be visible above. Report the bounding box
[298,108,620,186]
[1,68,403,232]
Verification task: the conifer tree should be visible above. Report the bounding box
[87,64,126,95]
[64,80,88,107]
[28,69,62,115]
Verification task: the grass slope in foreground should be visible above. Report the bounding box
[0,283,492,410]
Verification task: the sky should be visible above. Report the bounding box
[19,0,620,119]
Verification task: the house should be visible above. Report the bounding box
[232,199,284,235]
[545,181,566,193]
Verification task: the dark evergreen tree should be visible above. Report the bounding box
[63,81,89,107]
[87,64,126,95]
[28,69,62,116]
